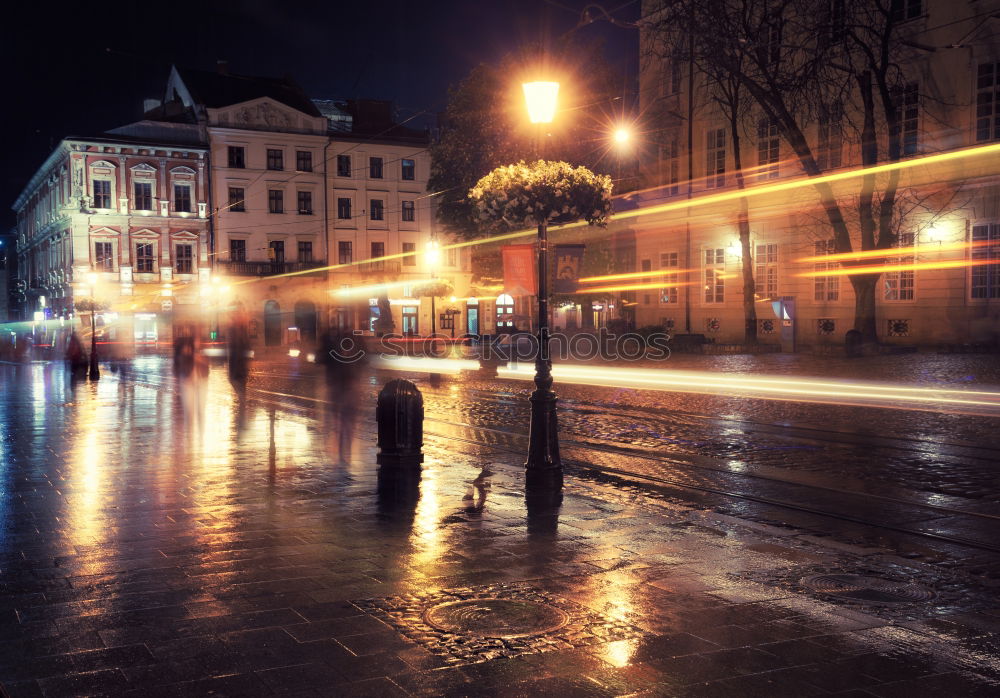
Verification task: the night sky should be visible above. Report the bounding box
[2,0,639,231]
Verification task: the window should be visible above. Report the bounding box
[971,224,1000,298]
[884,232,915,301]
[93,180,111,209]
[174,184,191,213]
[267,149,283,170]
[662,133,681,196]
[660,251,679,304]
[976,63,1000,142]
[755,243,778,298]
[664,53,683,96]
[817,103,843,170]
[268,189,284,214]
[296,151,312,172]
[757,118,780,180]
[402,200,415,222]
[369,157,383,179]
[760,13,782,67]
[891,0,922,22]
[705,128,726,188]
[134,182,152,210]
[337,197,352,219]
[892,82,919,156]
[297,191,313,215]
[230,239,246,262]
[298,241,313,263]
[370,241,385,271]
[337,154,351,177]
[228,187,245,212]
[338,240,352,265]
[402,241,416,266]
[704,247,725,303]
[370,199,384,221]
[813,239,840,301]
[94,241,114,270]
[268,240,285,264]
[401,158,415,180]
[135,243,155,273]
[402,306,418,334]
[175,244,193,274]
[447,246,458,268]
[228,146,245,168]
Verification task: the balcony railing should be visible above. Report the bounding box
[217,260,326,277]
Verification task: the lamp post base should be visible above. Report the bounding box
[524,372,562,490]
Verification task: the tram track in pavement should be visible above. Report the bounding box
[111,365,1000,555]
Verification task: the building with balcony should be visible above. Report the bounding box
[12,128,210,351]
[632,0,1000,348]
[153,65,330,347]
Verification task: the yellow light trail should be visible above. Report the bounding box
[797,258,1000,278]
[797,240,989,264]
[579,269,695,283]
[494,363,1000,416]
[229,140,1000,288]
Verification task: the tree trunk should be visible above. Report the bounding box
[849,274,879,343]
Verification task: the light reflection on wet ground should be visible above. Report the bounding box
[0,358,998,695]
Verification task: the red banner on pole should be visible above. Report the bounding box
[502,244,537,296]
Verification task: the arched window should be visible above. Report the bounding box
[264,300,282,346]
[294,300,317,342]
[496,293,514,330]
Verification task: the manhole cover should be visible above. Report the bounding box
[424,598,570,638]
[801,574,936,604]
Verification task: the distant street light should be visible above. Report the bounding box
[521,79,562,489]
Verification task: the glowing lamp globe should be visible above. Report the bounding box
[614,128,630,144]
[523,81,560,124]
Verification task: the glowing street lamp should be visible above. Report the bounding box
[521,79,563,489]
[613,127,631,145]
[522,81,559,124]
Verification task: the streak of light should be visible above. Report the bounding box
[372,356,477,375]
[579,269,696,282]
[330,279,412,298]
[796,240,987,263]
[797,258,1000,278]
[491,363,1000,414]
[573,281,694,293]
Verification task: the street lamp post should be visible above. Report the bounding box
[522,80,563,489]
[86,272,100,380]
[425,240,441,337]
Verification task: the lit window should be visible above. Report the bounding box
[884,233,915,301]
[704,247,725,303]
[813,240,840,301]
[705,128,726,189]
[660,251,679,304]
[755,243,779,298]
[971,224,1000,299]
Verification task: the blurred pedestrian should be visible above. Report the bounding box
[227,309,252,390]
[174,324,207,433]
[65,332,88,379]
[316,327,367,463]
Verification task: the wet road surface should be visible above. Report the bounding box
[1,356,998,696]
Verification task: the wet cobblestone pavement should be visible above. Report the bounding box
[1,357,999,696]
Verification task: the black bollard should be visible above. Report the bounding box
[376,378,424,467]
